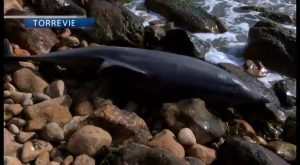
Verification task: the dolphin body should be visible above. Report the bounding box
[4,39,269,105]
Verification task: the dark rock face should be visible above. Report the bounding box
[214,136,290,165]
[217,63,286,123]
[84,0,144,47]
[109,143,188,165]
[243,20,296,77]
[32,0,86,15]
[161,98,226,144]
[145,0,227,33]
[273,79,296,107]
[282,112,296,144]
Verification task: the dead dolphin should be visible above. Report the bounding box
[4,39,269,105]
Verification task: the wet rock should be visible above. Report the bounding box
[84,0,144,47]
[282,113,296,144]
[110,143,188,165]
[67,125,112,156]
[186,144,216,164]
[4,128,23,157]
[4,0,23,14]
[148,129,185,158]
[73,154,95,165]
[10,91,32,106]
[13,48,31,56]
[13,68,49,93]
[41,122,64,142]
[86,103,152,144]
[25,96,72,131]
[244,20,296,77]
[244,60,268,77]
[32,0,86,15]
[266,141,296,163]
[218,63,286,123]
[63,115,89,139]
[8,124,20,134]
[144,25,166,49]
[161,98,226,144]
[145,0,226,33]
[185,157,205,165]
[7,117,26,128]
[215,136,289,165]
[63,155,73,165]
[273,78,296,107]
[5,15,59,55]
[21,140,53,163]
[177,128,196,146]
[16,131,36,143]
[63,36,80,48]
[254,135,268,145]
[4,104,23,121]
[35,151,50,165]
[4,156,22,165]
[45,80,65,98]
[113,0,133,5]
[32,93,51,103]
[228,119,256,137]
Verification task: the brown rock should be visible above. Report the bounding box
[148,129,185,158]
[50,147,65,163]
[244,60,268,77]
[74,98,94,116]
[4,104,23,121]
[32,93,51,103]
[45,80,65,98]
[229,119,256,137]
[4,82,16,92]
[7,117,26,128]
[17,131,36,143]
[35,151,50,165]
[4,0,23,14]
[13,48,31,56]
[255,135,268,145]
[60,28,72,38]
[67,125,112,156]
[4,99,14,104]
[41,122,64,142]
[8,124,20,134]
[25,96,72,131]
[186,143,216,164]
[63,36,80,47]
[4,90,11,98]
[10,91,32,106]
[4,74,13,83]
[73,154,95,165]
[4,128,23,157]
[63,116,89,139]
[21,140,53,163]
[177,128,196,146]
[266,141,296,163]
[4,156,22,165]
[13,68,48,93]
[49,161,60,165]
[62,155,73,165]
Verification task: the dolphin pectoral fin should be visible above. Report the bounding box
[98,59,148,76]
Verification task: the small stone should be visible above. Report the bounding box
[8,117,26,128]
[63,115,89,139]
[4,156,22,165]
[4,104,23,121]
[244,59,268,77]
[148,129,185,158]
[73,154,95,165]
[49,161,60,165]
[4,90,11,98]
[185,157,205,165]
[4,0,24,14]
[266,141,296,163]
[45,80,65,98]
[8,124,20,134]
[10,91,32,105]
[4,74,13,83]
[4,82,16,93]
[80,40,89,47]
[32,93,51,103]
[35,151,50,165]
[63,155,73,165]
[67,125,112,156]
[4,128,23,157]
[41,122,64,142]
[21,140,53,163]
[57,46,71,51]
[13,48,31,56]
[255,135,268,145]
[4,99,14,104]
[60,28,72,38]
[229,119,256,137]
[23,97,33,106]
[186,143,216,164]
[177,128,196,146]
[50,147,65,163]
[63,36,80,47]
[17,131,36,143]
[19,62,36,70]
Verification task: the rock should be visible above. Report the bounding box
[4,128,23,157]
[25,96,72,131]
[186,144,216,164]
[144,25,166,49]
[63,155,73,165]
[41,122,64,142]
[177,128,196,146]
[244,60,268,77]
[67,125,112,156]
[218,63,286,123]
[63,116,89,139]
[85,103,152,144]
[48,161,60,165]
[266,141,296,163]
[228,119,256,137]
[73,154,95,165]
[8,124,20,134]
[4,0,23,14]
[4,74,13,83]
[244,20,296,77]
[4,91,11,98]
[185,157,205,165]
[13,68,49,93]
[273,78,296,107]
[214,136,289,165]
[21,140,53,163]
[35,151,50,165]
[113,0,132,5]
[4,104,23,121]
[45,80,65,98]
[4,156,22,165]
[254,135,268,145]
[110,143,188,165]
[32,0,86,15]
[13,48,31,56]
[84,0,144,47]
[4,82,16,93]
[148,129,185,158]
[32,93,51,103]
[282,113,296,144]
[16,131,36,143]
[80,40,89,47]
[7,117,26,127]
[50,147,65,163]
[60,28,72,38]
[4,99,14,104]
[63,36,80,48]
[145,0,226,33]
[161,98,226,144]
[10,91,32,106]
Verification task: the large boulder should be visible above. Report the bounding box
[145,0,226,33]
[243,20,296,77]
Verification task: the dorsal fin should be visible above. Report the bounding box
[98,59,147,75]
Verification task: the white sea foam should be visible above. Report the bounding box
[124,0,296,87]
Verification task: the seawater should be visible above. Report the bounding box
[124,0,296,88]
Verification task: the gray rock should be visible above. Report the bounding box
[32,93,51,103]
[45,80,65,98]
[41,122,64,142]
[266,141,296,163]
[8,124,20,134]
[32,0,86,15]
[273,78,296,107]
[73,154,95,165]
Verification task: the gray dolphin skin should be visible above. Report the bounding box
[4,39,269,105]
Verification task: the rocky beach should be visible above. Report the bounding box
[4,0,296,165]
